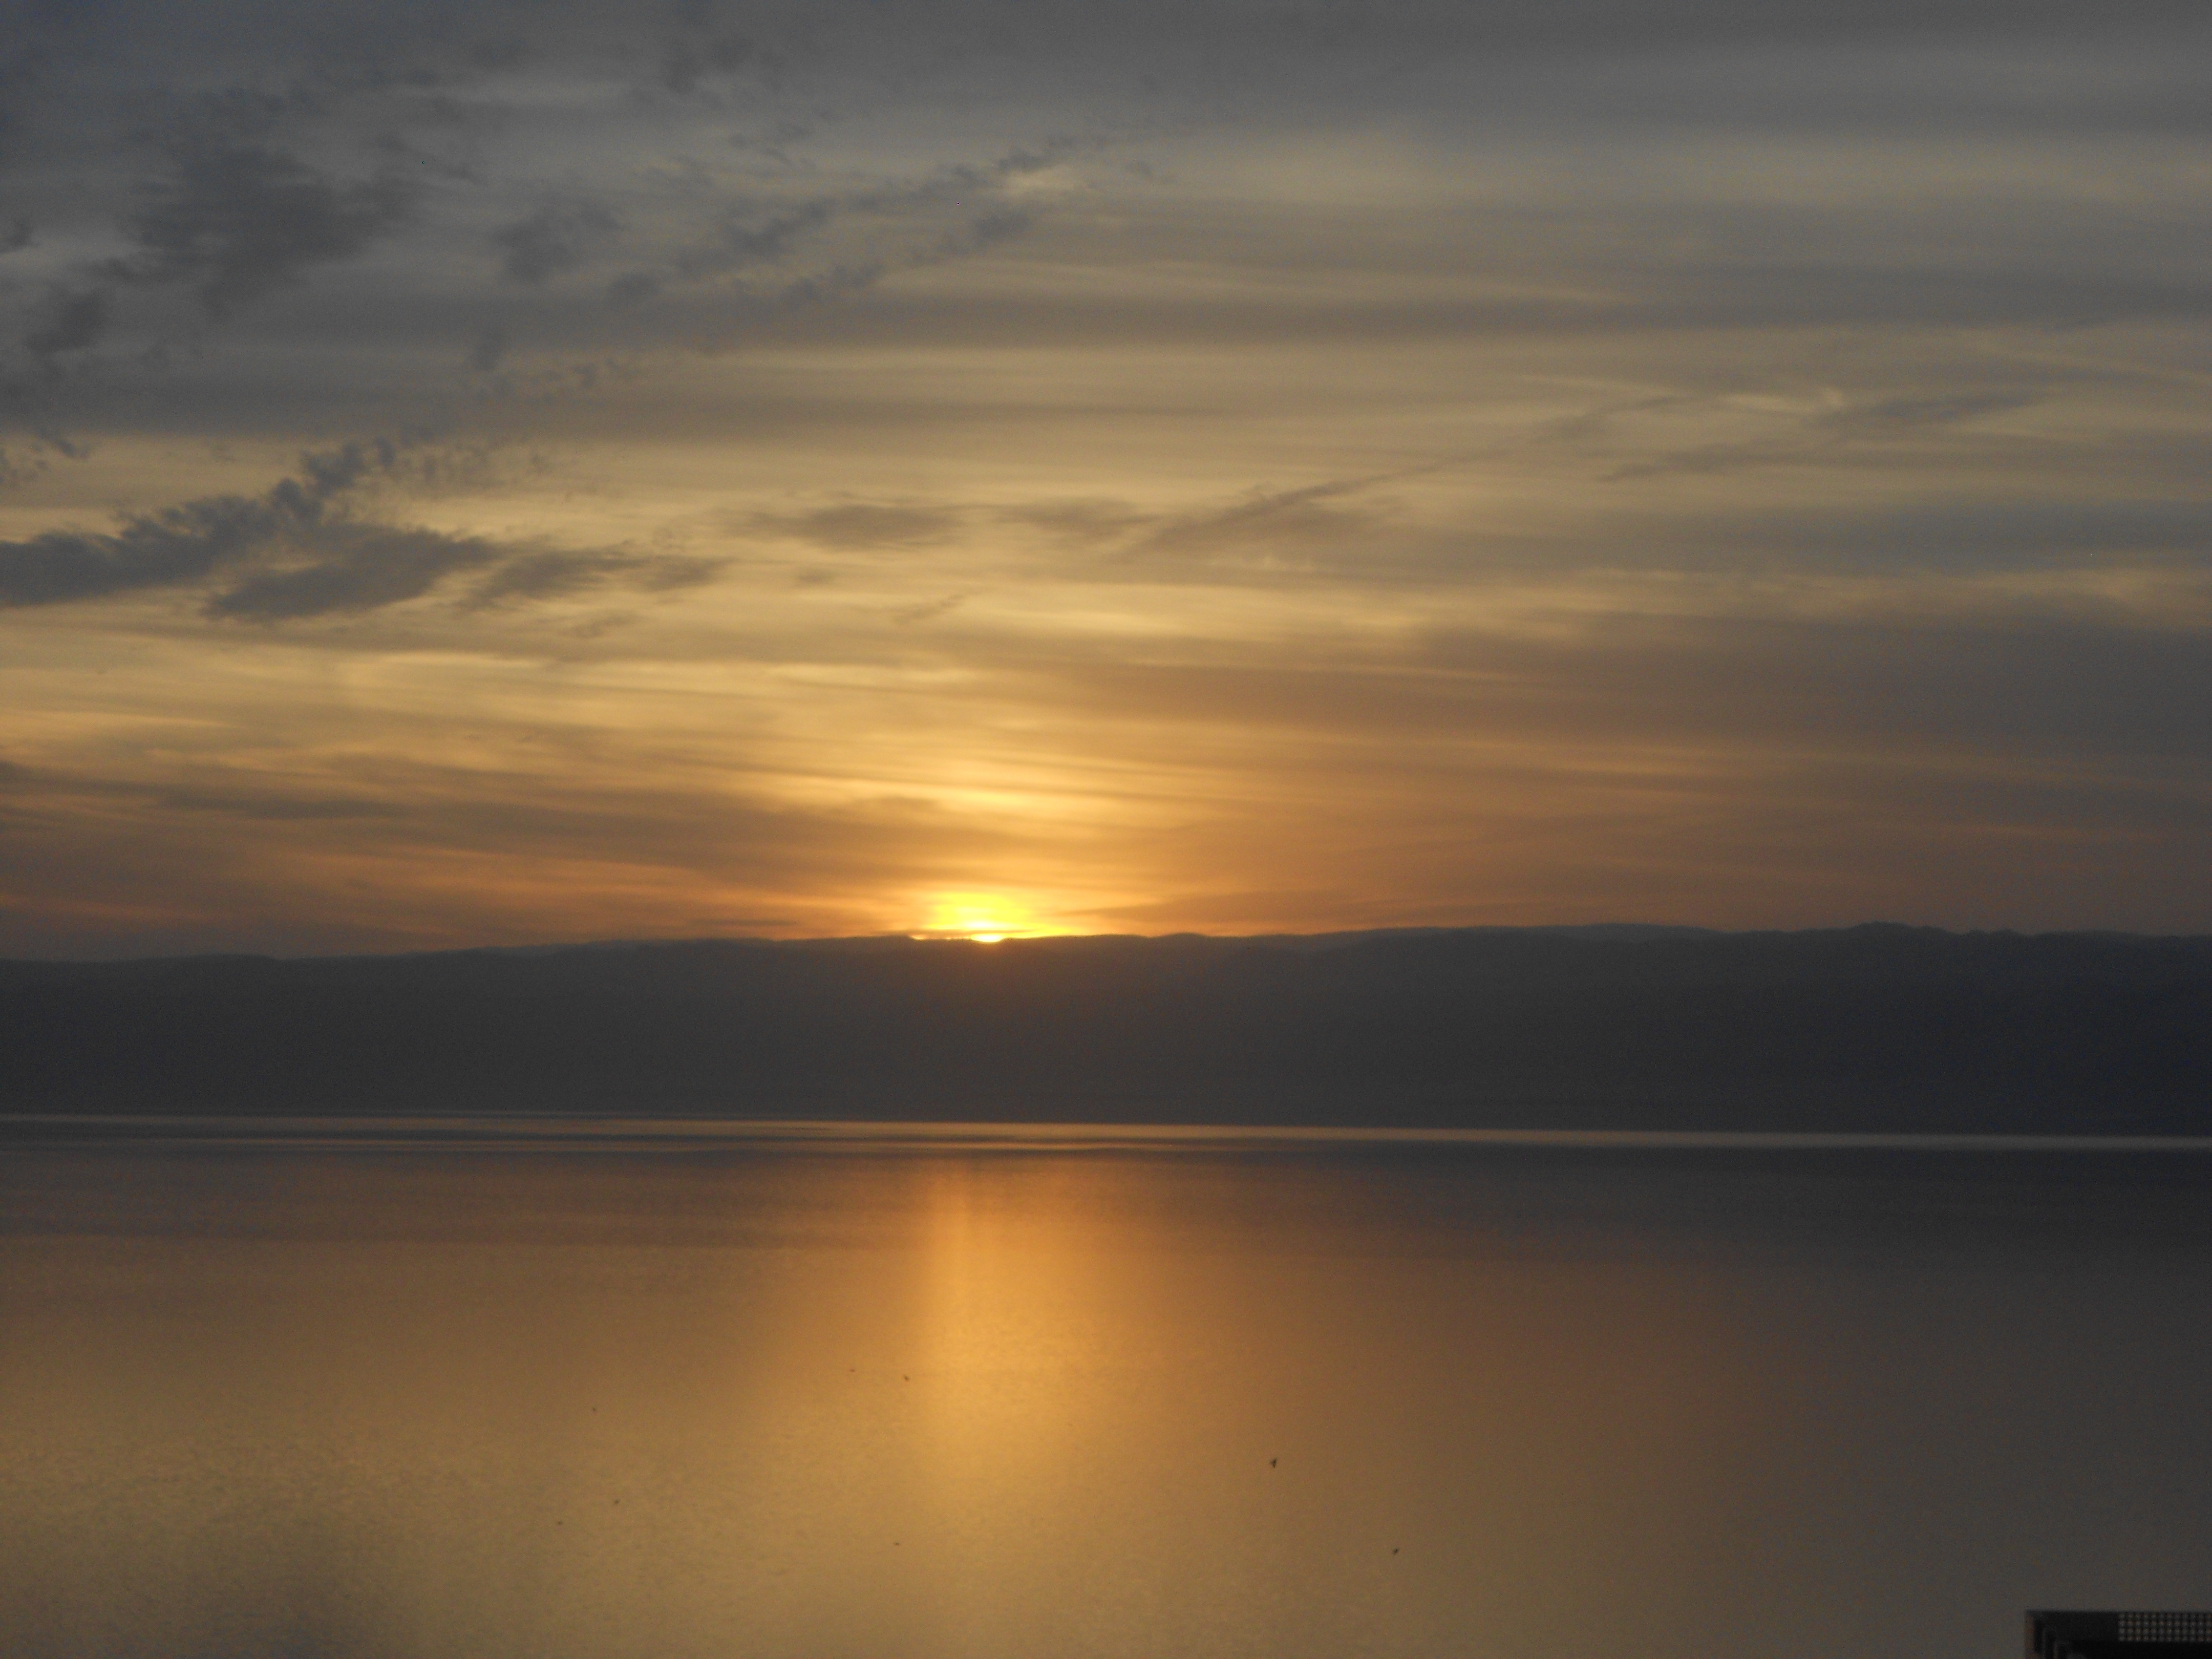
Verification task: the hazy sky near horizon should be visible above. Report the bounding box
[3,0,2210,954]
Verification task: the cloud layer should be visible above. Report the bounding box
[1,0,2208,952]
[0,441,718,619]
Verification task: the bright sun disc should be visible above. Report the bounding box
[918,894,1040,942]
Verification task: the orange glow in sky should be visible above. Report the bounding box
[914,895,1050,944]
[4,4,2209,957]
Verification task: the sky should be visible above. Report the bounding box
[2,0,2209,955]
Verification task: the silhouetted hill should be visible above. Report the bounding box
[4,926,2209,1131]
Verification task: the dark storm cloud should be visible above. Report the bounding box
[0,440,724,620]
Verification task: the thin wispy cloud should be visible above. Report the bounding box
[0,441,721,620]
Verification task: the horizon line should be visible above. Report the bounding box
[9,918,2212,967]
[9,1115,2212,1153]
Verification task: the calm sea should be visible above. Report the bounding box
[4,1121,2210,1659]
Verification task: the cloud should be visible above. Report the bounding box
[460,547,722,609]
[492,200,623,285]
[1124,479,1395,564]
[200,521,503,620]
[992,479,1400,569]
[13,761,411,822]
[856,142,1078,210]
[0,26,1085,423]
[1,490,334,608]
[743,502,966,550]
[1601,390,2048,482]
[5,0,2212,957]
[100,92,419,320]
[890,591,966,626]
[644,145,1062,331]
[655,0,762,94]
[19,287,110,357]
[763,259,888,314]
[670,200,833,281]
[1523,499,2212,581]
[469,323,510,372]
[1810,393,2042,438]
[917,205,1035,265]
[659,32,757,96]
[604,271,663,307]
[976,600,2212,772]
[0,439,724,621]
[736,476,1402,574]
[998,500,1154,547]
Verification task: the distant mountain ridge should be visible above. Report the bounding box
[4,925,2208,1133]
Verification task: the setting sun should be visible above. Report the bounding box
[917,895,1046,943]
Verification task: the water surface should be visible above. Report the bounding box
[5,1122,2210,1659]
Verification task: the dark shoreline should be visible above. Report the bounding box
[6,925,2208,1134]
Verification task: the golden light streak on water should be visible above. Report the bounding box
[4,1129,2211,1659]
